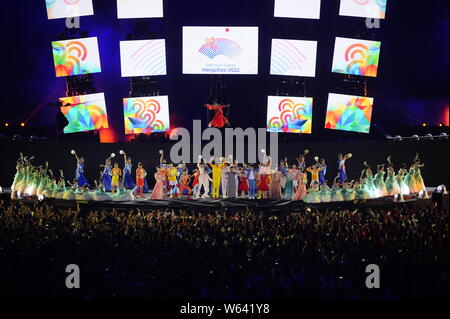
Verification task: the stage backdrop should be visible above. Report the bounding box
[0,139,448,189]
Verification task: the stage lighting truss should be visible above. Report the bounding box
[388,134,448,141]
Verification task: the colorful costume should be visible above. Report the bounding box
[123,161,135,189]
[150,170,166,200]
[196,162,211,199]
[111,167,122,188]
[102,164,112,192]
[397,169,410,195]
[385,170,400,196]
[374,171,388,197]
[331,184,344,202]
[206,104,229,128]
[245,167,257,199]
[239,175,249,192]
[270,170,282,200]
[318,164,327,185]
[304,185,321,203]
[293,171,307,201]
[306,165,323,186]
[319,184,332,203]
[283,169,296,200]
[179,174,192,197]
[75,162,89,187]
[135,167,146,198]
[209,162,226,198]
[337,159,347,184]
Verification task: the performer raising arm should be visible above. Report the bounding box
[100,153,115,192]
[205,101,230,128]
[120,150,135,190]
[337,153,352,184]
[71,150,89,187]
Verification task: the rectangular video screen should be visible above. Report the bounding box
[267,96,313,134]
[339,0,387,19]
[325,93,374,134]
[123,96,171,134]
[60,93,109,134]
[52,37,102,77]
[332,37,381,77]
[270,39,317,77]
[117,0,163,19]
[46,0,94,20]
[274,0,321,20]
[183,26,259,75]
[120,39,167,77]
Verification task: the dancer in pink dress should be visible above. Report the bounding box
[293,170,307,201]
[150,167,166,200]
[270,169,282,200]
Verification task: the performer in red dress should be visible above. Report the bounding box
[238,169,249,198]
[135,162,146,198]
[205,102,230,128]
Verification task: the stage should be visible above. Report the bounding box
[1,188,443,214]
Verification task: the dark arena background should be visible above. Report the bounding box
[0,0,448,314]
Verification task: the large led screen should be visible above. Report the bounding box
[117,0,163,19]
[325,93,374,134]
[267,96,313,134]
[274,0,321,19]
[60,93,109,134]
[120,39,167,77]
[332,37,381,77]
[183,27,259,75]
[270,39,317,77]
[46,0,94,20]
[52,37,102,77]
[124,96,170,134]
[339,0,387,20]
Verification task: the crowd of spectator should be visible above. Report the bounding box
[0,199,448,299]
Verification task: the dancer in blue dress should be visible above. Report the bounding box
[318,158,327,185]
[121,150,136,190]
[337,153,352,184]
[100,153,114,192]
[71,150,89,187]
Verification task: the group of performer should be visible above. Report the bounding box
[9,148,429,203]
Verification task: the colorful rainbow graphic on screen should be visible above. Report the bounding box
[267,98,313,134]
[270,39,307,76]
[325,94,373,134]
[60,93,109,134]
[130,40,166,75]
[46,0,81,8]
[333,38,381,77]
[124,97,170,134]
[52,38,101,77]
[199,37,243,59]
[46,0,93,20]
[353,0,387,18]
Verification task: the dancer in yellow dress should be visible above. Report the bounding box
[209,157,226,199]
[167,164,178,198]
[110,163,122,194]
[306,157,324,186]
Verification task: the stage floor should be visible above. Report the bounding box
[0,188,438,213]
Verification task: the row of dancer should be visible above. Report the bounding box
[10,153,134,201]
[11,149,430,203]
[146,150,429,202]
